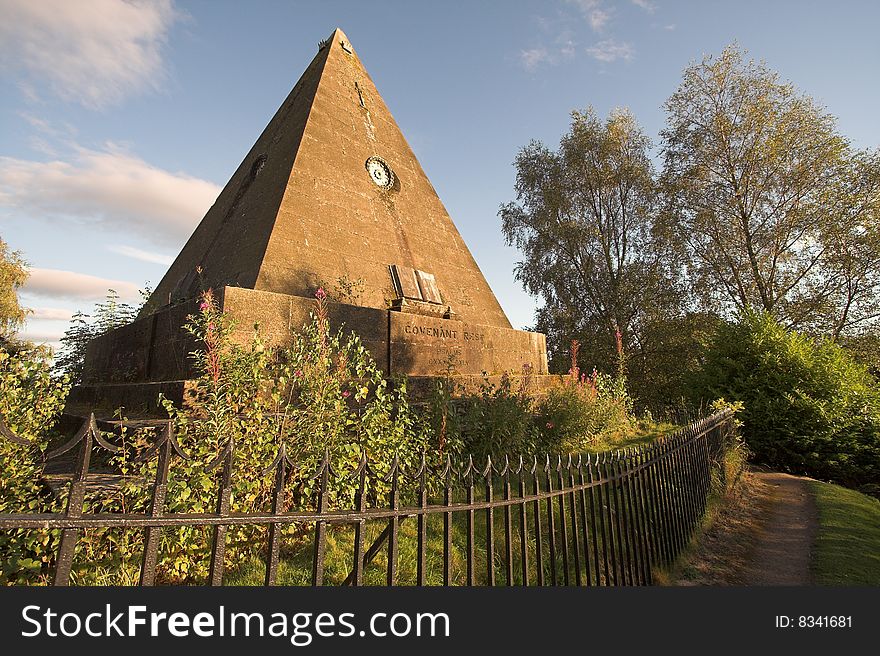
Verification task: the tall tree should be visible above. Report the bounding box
[0,236,29,345]
[661,44,880,337]
[500,107,682,379]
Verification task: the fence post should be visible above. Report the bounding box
[517,457,530,586]
[556,457,571,585]
[350,452,368,587]
[443,456,453,586]
[567,456,582,586]
[531,457,544,586]
[140,422,173,586]
[484,456,495,587]
[386,455,400,586]
[208,439,234,586]
[311,450,329,586]
[502,456,514,586]
[593,453,612,585]
[544,456,557,585]
[463,456,475,586]
[417,454,428,587]
[52,415,95,586]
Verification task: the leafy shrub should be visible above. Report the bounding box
[536,368,632,453]
[423,354,636,459]
[457,373,540,460]
[694,312,880,488]
[420,372,538,462]
[0,346,68,584]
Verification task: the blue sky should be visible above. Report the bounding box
[2,0,878,349]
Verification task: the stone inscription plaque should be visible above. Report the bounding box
[389,312,548,377]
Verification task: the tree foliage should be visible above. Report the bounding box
[660,44,880,337]
[500,107,683,386]
[0,345,68,584]
[55,288,149,383]
[0,237,29,345]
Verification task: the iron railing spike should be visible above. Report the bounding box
[462,455,476,481]
[352,450,369,478]
[204,438,234,474]
[44,416,92,461]
[440,454,453,480]
[382,455,400,484]
[166,429,191,461]
[259,445,287,476]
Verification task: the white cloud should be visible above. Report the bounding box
[587,39,635,63]
[566,1,612,32]
[567,0,599,13]
[0,145,220,248]
[520,48,551,71]
[23,267,140,302]
[589,9,611,32]
[29,307,74,321]
[631,0,656,12]
[0,0,179,109]
[108,244,174,266]
[17,330,63,347]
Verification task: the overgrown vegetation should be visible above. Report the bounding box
[0,278,663,584]
[696,312,880,490]
[0,345,68,584]
[55,288,150,383]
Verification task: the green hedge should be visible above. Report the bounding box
[695,312,880,489]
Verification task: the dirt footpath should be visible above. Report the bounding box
[672,471,818,585]
[742,472,818,585]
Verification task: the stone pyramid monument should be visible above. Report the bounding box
[73,28,548,412]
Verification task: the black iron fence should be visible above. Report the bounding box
[0,410,735,586]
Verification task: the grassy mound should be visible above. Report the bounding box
[809,480,880,585]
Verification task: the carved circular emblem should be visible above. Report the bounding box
[365,156,394,189]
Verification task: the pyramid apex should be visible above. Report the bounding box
[318,28,354,54]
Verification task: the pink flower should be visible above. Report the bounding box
[199,301,210,311]
[315,287,327,301]
[342,390,350,398]
[294,369,303,378]
[546,421,554,429]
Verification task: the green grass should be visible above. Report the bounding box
[809,480,880,585]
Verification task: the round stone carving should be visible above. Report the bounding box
[365,156,394,189]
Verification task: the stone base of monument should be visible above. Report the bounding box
[68,286,555,418]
